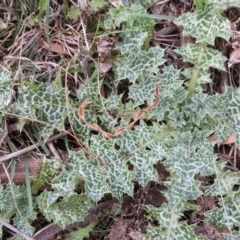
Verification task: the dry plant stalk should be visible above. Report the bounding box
[78,84,160,139]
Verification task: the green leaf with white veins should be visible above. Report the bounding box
[205,170,240,197]
[130,151,158,186]
[77,81,101,108]
[145,224,205,240]
[163,131,217,179]
[222,87,240,148]
[175,44,227,71]
[212,87,240,147]
[183,93,223,126]
[205,191,240,228]
[147,203,185,229]
[104,4,154,32]
[149,87,188,121]
[67,150,110,201]
[13,216,35,237]
[116,46,165,82]
[129,66,183,107]
[15,82,67,138]
[48,169,77,204]
[89,135,134,198]
[174,4,231,45]
[122,0,153,7]
[182,68,212,85]
[164,178,202,206]
[206,0,240,12]
[146,203,204,240]
[37,191,93,228]
[0,70,13,110]
[117,29,148,54]
[0,184,37,236]
[69,111,92,143]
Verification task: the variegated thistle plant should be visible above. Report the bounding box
[1,0,240,239]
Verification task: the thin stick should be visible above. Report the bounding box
[0,217,34,240]
[80,17,89,51]
[0,131,69,163]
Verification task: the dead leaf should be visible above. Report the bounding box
[100,59,112,73]
[208,132,236,145]
[97,36,118,61]
[195,225,225,240]
[109,0,123,7]
[128,231,143,240]
[228,48,240,67]
[39,39,71,55]
[107,219,134,240]
[0,19,7,29]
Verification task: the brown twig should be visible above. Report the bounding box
[0,131,69,163]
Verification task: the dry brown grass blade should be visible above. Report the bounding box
[78,84,161,139]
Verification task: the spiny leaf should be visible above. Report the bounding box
[122,0,153,7]
[108,161,134,198]
[130,151,158,186]
[149,87,188,121]
[13,216,35,236]
[174,4,231,45]
[67,222,96,240]
[80,136,134,198]
[31,157,62,194]
[128,66,183,107]
[117,29,148,53]
[212,87,240,147]
[70,111,92,142]
[37,191,94,228]
[146,203,203,240]
[168,110,186,128]
[67,150,110,201]
[104,4,154,32]
[0,70,13,110]
[222,87,240,148]
[182,69,212,85]
[205,191,240,228]
[116,46,165,83]
[48,169,78,204]
[77,81,102,107]
[145,224,205,240]
[15,82,68,138]
[205,170,240,197]
[163,131,217,179]
[164,178,202,205]
[0,184,37,236]
[206,0,240,11]
[183,92,223,126]
[174,44,227,71]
